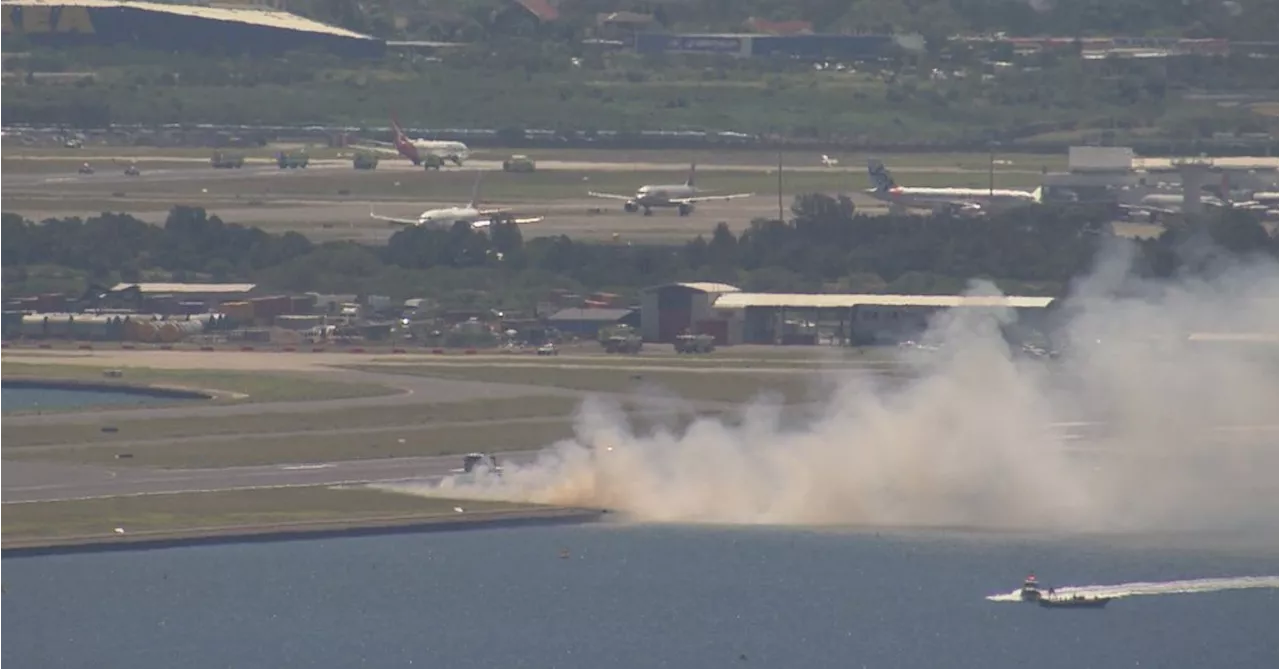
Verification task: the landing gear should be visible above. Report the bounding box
[677,204,693,217]
[642,206,653,217]
[450,156,464,166]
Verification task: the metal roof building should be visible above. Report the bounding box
[706,292,1056,346]
[1,0,385,57]
[112,282,257,294]
[640,282,741,344]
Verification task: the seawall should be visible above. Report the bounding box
[2,507,609,558]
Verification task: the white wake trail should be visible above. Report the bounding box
[987,576,1279,602]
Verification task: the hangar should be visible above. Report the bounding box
[710,293,1057,346]
[1,0,384,57]
[640,282,740,344]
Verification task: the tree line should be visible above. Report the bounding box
[2,200,1275,312]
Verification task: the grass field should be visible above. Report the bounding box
[2,146,1069,171]
[1,362,398,407]
[350,363,832,406]
[3,418,584,467]
[3,395,580,448]
[3,165,1049,203]
[0,486,546,544]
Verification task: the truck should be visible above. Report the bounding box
[673,333,715,354]
[599,324,643,354]
[276,151,310,169]
[210,152,245,169]
[352,152,379,170]
[502,154,536,173]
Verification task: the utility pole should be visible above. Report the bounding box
[777,151,784,222]
[988,143,995,198]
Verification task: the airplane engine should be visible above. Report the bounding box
[677,204,694,216]
[624,201,640,213]
[449,155,464,166]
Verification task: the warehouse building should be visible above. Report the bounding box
[640,282,740,344]
[633,32,901,61]
[1,0,384,57]
[709,293,1057,345]
[546,307,639,339]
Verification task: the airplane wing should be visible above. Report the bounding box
[587,191,633,201]
[670,192,755,205]
[369,211,421,226]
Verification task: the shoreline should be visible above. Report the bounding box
[2,376,215,401]
[1,506,609,557]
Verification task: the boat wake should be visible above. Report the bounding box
[987,576,1279,602]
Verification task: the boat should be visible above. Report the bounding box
[1020,574,1044,602]
[1037,594,1111,609]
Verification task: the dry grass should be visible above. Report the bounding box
[2,395,579,448]
[0,486,545,543]
[3,419,581,468]
[2,362,397,409]
[353,364,828,405]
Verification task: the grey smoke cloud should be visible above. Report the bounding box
[384,239,1278,535]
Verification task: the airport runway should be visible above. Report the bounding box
[7,421,1274,503]
[1,451,542,503]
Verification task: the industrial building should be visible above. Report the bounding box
[639,283,1056,346]
[633,32,900,60]
[545,307,639,339]
[709,293,1056,346]
[640,282,741,343]
[1,0,384,57]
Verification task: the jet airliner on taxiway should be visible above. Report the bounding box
[356,115,470,167]
[866,158,1041,215]
[369,172,542,230]
[587,163,754,216]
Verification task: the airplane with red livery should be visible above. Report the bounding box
[356,115,470,167]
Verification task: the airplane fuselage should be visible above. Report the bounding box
[626,185,700,215]
[869,186,1038,213]
[418,206,486,227]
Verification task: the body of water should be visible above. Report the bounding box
[3,524,1276,668]
[1,386,195,413]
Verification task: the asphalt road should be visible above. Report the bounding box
[1,450,542,503]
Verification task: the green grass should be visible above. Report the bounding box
[3,167,1048,204]
[3,419,583,468]
[3,395,579,448]
[2,147,1069,172]
[351,364,828,405]
[0,486,547,544]
[1,362,398,407]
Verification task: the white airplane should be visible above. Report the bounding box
[354,115,470,167]
[866,158,1041,215]
[369,172,542,230]
[587,163,754,216]
[821,154,840,167]
[1118,174,1251,220]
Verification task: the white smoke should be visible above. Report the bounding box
[383,239,1278,534]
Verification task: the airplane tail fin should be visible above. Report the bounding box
[685,163,696,188]
[867,158,896,192]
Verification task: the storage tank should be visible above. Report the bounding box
[155,322,183,343]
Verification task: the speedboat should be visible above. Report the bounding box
[1020,574,1044,602]
[1037,594,1111,609]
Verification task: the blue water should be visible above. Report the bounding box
[1,386,192,413]
[3,524,1275,668]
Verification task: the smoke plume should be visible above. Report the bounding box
[383,239,1278,534]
